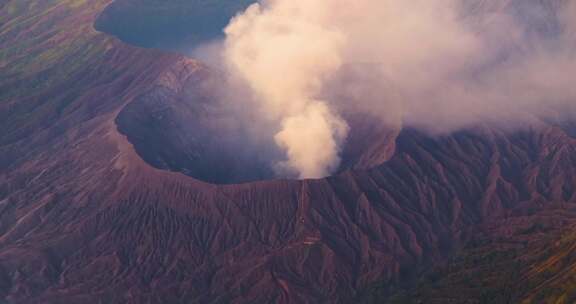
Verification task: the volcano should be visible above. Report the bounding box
[1,0,576,303]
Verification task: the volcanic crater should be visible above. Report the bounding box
[115,65,399,184]
[4,0,576,303]
[99,0,400,184]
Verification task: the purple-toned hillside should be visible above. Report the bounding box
[1,0,576,303]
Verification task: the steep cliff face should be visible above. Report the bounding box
[1,0,576,304]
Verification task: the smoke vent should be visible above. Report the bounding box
[116,71,397,184]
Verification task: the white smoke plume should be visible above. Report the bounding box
[223,1,349,178]
[214,0,576,179]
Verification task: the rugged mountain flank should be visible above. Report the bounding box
[382,203,576,303]
[1,1,576,303]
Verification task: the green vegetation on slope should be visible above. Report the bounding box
[366,203,576,304]
[0,0,114,145]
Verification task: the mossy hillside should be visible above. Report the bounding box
[0,0,113,77]
[0,0,119,147]
[374,204,576,304]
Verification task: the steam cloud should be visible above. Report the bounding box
[209,0,576,179]
[224,2,348,178]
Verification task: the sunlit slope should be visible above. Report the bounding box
[1,0,112,143]
[0,0,177,167]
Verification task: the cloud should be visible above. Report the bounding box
[223,1,348,178]
[204,0,576,178]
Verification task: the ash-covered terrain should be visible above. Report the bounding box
[1,0,576,303]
